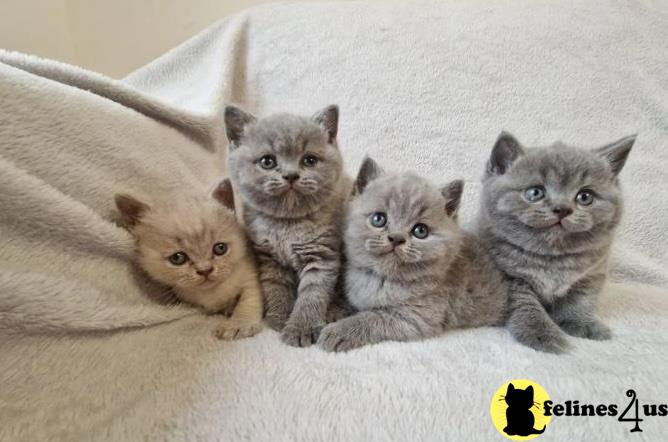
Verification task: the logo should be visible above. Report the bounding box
[491,380,667,437]
[490,379,552,440]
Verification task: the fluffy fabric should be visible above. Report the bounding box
[1,0,667,440]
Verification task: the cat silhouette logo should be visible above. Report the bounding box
[490,379,552,440]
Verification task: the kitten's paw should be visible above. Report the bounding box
[280,319,324,347]
[265,311,290,332]
[317,323,367,352]
[560,320,612,341]
[220,299,239,318]
[511,326,570,354]
[214,321,263,341]
[264,298,294,331]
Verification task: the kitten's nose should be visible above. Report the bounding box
[552,206,573,219]
[282,173,300,183]
[387,235,406,247]
[196,267,213,277]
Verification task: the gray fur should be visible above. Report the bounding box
[318,158,508,352]
[480,132,636,353]
[225,105,352,347]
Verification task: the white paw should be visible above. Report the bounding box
[214,321,263,340]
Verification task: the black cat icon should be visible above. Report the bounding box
[503,383,546,436]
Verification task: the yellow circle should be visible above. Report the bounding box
[490,379,552,440]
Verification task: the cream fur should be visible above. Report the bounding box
[115,190,263,340]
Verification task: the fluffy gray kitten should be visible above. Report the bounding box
[317,157,508,352]
[479,132,635,353]
[225,105,351,347]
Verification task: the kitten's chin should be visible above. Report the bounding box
[510,219,606,255]
[367,250,422,270]
[524,219,591,235]
[368,247,394,257]
[251,190,328,218]
[560,219,594,234]
[197,278,222,289]
[173,277,221,291]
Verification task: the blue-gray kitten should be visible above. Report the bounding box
[318,158,508,352]
[480,132,635,353]
[225,105,352,347]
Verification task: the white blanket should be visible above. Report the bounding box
[1,1,667,440]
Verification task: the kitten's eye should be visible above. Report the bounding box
[212,242,228,256]
[369,212,387,228]
[411,223,429,239]
[168,252,188,265]
[575,189,595,206]
[524,186,546,202]
[302,155,318,167]
[258,155,277,170]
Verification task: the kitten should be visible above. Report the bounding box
[114,179,263,340]
[224,105,352,347]
[317,157,508,352]
[479,132,635,353]
[503,384,545,436]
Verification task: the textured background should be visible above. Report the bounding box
[0,0,354,77]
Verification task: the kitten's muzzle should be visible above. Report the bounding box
[196,267,213,277]
[282,173,300,184]
[552,205,573,220]
[387,234,406,247]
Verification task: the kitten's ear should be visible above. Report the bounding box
[595,134,636,176]
[224,105,256,149]
[441,180,464,218]
[489,131,524,175]
[115,193,149,228]
[212,178,235,212]
[313,104,339,143]
[353,156,383,196]
[526,385,534,396]
[507,383,515,392]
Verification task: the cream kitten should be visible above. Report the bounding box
[115,179,263,340]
